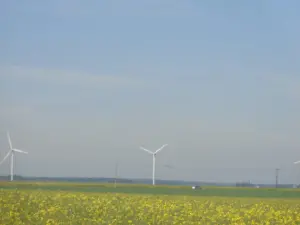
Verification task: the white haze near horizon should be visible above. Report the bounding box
[1,0,300,184]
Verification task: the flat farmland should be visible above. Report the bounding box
[0,188,300,224]
[1,182,300,224]
[0,181,300,198]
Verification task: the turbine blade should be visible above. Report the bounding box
[0,151,11,166]
[12,149,28,154]
[7,131,12,149]
[140,147,154,154]
[294,160,300,164]
[154,144,168,154]
[164,164,174,169]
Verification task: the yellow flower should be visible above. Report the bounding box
[0,188,299,224]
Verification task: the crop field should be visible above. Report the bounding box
[1,181,300,198]
[1,185,300,224]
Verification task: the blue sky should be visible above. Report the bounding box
[1,0,300,184]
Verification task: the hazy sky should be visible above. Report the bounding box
[1,0,300,184]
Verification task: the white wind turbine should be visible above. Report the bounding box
[139,144,168,186]
[294,160,300,187]
[0,132,28,181]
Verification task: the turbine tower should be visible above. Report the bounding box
[294,160,300,187]
[0,132,28,181]
[140,144,168,186]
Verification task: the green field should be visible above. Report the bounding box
[1,181,300,198]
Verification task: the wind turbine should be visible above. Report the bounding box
[139,144,168,186]
[0,132,28,181]
[294,160,300,187]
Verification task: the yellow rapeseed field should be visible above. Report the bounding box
[0,189,300,225]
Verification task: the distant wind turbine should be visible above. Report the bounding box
[294,160,300,187]
[0,132,28,181]
[139,144,168,186]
